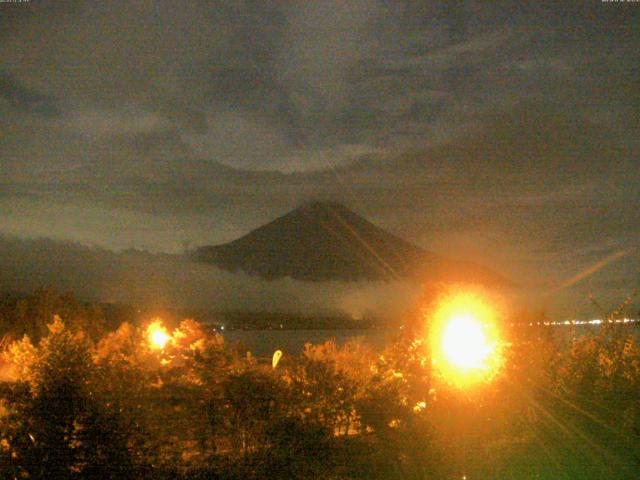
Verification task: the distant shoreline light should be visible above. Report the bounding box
[524,318,639,327]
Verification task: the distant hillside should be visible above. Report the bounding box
[193,201,508,285]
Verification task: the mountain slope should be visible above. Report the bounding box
[193,201,507,285]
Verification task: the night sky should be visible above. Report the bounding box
[1,1,639,314]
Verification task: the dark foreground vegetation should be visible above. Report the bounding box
[0,290,638,479]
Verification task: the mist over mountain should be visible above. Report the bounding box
[0,234,419,321]
[0,228,632,322]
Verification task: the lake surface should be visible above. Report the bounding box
[222,322,639,358]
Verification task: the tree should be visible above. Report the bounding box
[0,317,135,479]
[220,368,288,458]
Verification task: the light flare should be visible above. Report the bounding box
[429,291,503,387]
[147,320,170,350]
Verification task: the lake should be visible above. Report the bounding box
[221,321,639,358]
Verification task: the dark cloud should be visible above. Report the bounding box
[0,71,59,116]
[2,1,637,171]
[1,1,639,315]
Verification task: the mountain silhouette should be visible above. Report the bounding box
[193,201,508,285]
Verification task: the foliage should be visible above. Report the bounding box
[0,317,135,479]
[0,292,638,479]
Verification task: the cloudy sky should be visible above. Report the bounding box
[1,1,639,314]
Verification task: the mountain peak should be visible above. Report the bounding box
[288,200,360,220]
[296,200,350,212]
[192,203,507,285]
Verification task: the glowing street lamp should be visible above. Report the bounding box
[429,291,503,387]
[441,314,494,370]
[147,320,170,350]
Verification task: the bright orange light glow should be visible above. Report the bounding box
[147,320,170,350]
[429,291,502,387]
[442,314,493,369]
